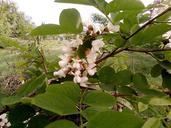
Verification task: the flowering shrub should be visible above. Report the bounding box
[1,0,171,128]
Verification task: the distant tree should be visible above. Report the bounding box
[91,13,108,26]
[0,0,34,38]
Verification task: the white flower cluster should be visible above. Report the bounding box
[0,113,10,127]
[54,36,104,87]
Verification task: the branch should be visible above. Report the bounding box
[126,7,171,40]
[125,47,171,53]
[96,7,171,64]
[95,47,125,64]
[154,21,171,24]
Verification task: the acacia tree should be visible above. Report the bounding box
[0,0,33,38]
[1,0,171,127]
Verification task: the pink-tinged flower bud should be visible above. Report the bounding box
[71,36,83,47]
[53,68,68,78]
[87,63,97,76]
[73,75,82,83]
[86,51,97,64]
[92,39,105,52]
[58,59,69,68]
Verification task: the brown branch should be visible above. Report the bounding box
[95,47,124,64]
[96,7,171,64]
[126,7,171,40]
[125,47,171,53]
[154,21,171,24]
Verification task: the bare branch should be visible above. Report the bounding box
[125,47,171,53]
[96,7,171,64]
[126,7,171,40]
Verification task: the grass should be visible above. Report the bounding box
[0,49,20,80]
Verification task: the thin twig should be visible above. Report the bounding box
[126,7,171,40]
[125,47,171,53]
[96,7,171,64]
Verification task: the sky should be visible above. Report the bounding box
[11,0,154,26]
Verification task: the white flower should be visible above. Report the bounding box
[58,60,68,68]
[86,50,97,64]
[165,42,171,48]
[73,75,82,83]
[73,59,83,70]
[71,36,83,47]
[87,63,97,76]
[92,39,104,52]
[54,68,68,78]
[0,114,8,127]
[73,73,88,87]
[107,22,120,32]
[80,76,88,87]
[74,70,81,76]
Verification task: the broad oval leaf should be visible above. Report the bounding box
[32,82,80,115]
[83,90,116,108]
[138,102,148,112]
[151,64,162,77]
[115,69,132,86]
[142,117,161,128]
[60,8,83,33]
[45,120,78,128]
[98,66,116,90]
[8,105,35,126]
[149,97,171,106]
[131,24,171,45]
[98,66,115,84]
[28,115,50,128]
[161,69,171,89]
[31,24,61,36]
[107,0,144,13]
[87,111,144,128]
[133,73,149,89]
[55,0,95,5]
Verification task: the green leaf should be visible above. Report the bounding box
[55,0,95,5]
[151,64,163,77]
[118,86,137,96]
[32,82,80,115]
[16,74,46,97]
[46,82,80,103]
[107,0,144,13]
[82,107,109,121]
[161,69,171,89]
[0,35,26,50]
[1,96,21,106]
[28,115,50,128]
[45,120,78,128]
[131,24,171,45]
[167,111,171,120]
[133,73,149,89]
[87,111,144,128]
[158,60,171,71]
[8,105,35,126]
[31,24,61,36]
[142,117,161,128]
[98,66,116,90]
[115,69,132,86]
[60,9,83,33]
[83,90,116,108]
[149,97,171,106]
[138,102,148,112]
